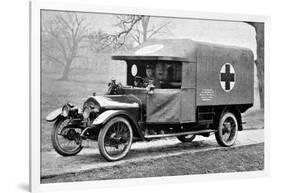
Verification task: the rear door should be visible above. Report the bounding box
[180,62,196,123]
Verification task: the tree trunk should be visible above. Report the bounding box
[245,22,264,109]
[141,16,150,42]
[95,54,99,71]
[255,23,264,109]
[60,60,72,81]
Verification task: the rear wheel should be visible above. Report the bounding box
[51,118,83,156]
[177,135,196,143]
[215,112,238,147]
[98,117,133,161]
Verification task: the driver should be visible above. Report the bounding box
[144,64,160,88]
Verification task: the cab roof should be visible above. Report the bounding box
[112,39,252,62]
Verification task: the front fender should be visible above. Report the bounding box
[92,110,144,140]
[46,108,62,122]
[92,110,124,126]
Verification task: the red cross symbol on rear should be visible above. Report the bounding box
[220,63,236,92]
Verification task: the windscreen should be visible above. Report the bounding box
[127,60,182,89]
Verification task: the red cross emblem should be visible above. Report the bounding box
[220,63,236,92]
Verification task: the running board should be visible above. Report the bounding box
[144,129,216,139]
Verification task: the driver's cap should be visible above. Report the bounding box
[146,64,153,69]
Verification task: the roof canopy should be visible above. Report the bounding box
[112,39,252,62]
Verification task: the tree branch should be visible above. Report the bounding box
[45,54,65,66]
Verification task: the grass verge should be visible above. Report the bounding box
[41,143,264,184]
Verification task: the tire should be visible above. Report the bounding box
[177,135,196,143]
[215,112,238,147]
[51,118,83,156]
[98,117,133,161]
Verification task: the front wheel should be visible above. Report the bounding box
[215,112,238,147]
[51,118,83,156]
[98,117,133,161]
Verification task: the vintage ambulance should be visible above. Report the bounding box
[46,39,254,161]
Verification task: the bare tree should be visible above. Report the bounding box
[88,30,113,53]
[132,16,170,45]
[111,15,170,47]
[245,22,264,109]
[88,30,113,69]
[42,13,89,80]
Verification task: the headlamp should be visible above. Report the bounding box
[61,105,69,117]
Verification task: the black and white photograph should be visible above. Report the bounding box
[38,7,265,185]
[6,0,281,192]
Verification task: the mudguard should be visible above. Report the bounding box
[46,108,62,122]
[92,110,144,139]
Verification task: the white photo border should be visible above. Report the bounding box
[30,0,270,192]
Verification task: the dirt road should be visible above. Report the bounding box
[41,129,264,181]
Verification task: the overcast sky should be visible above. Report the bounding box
[42,10,257,58]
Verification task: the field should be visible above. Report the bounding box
[41,67,263,152]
